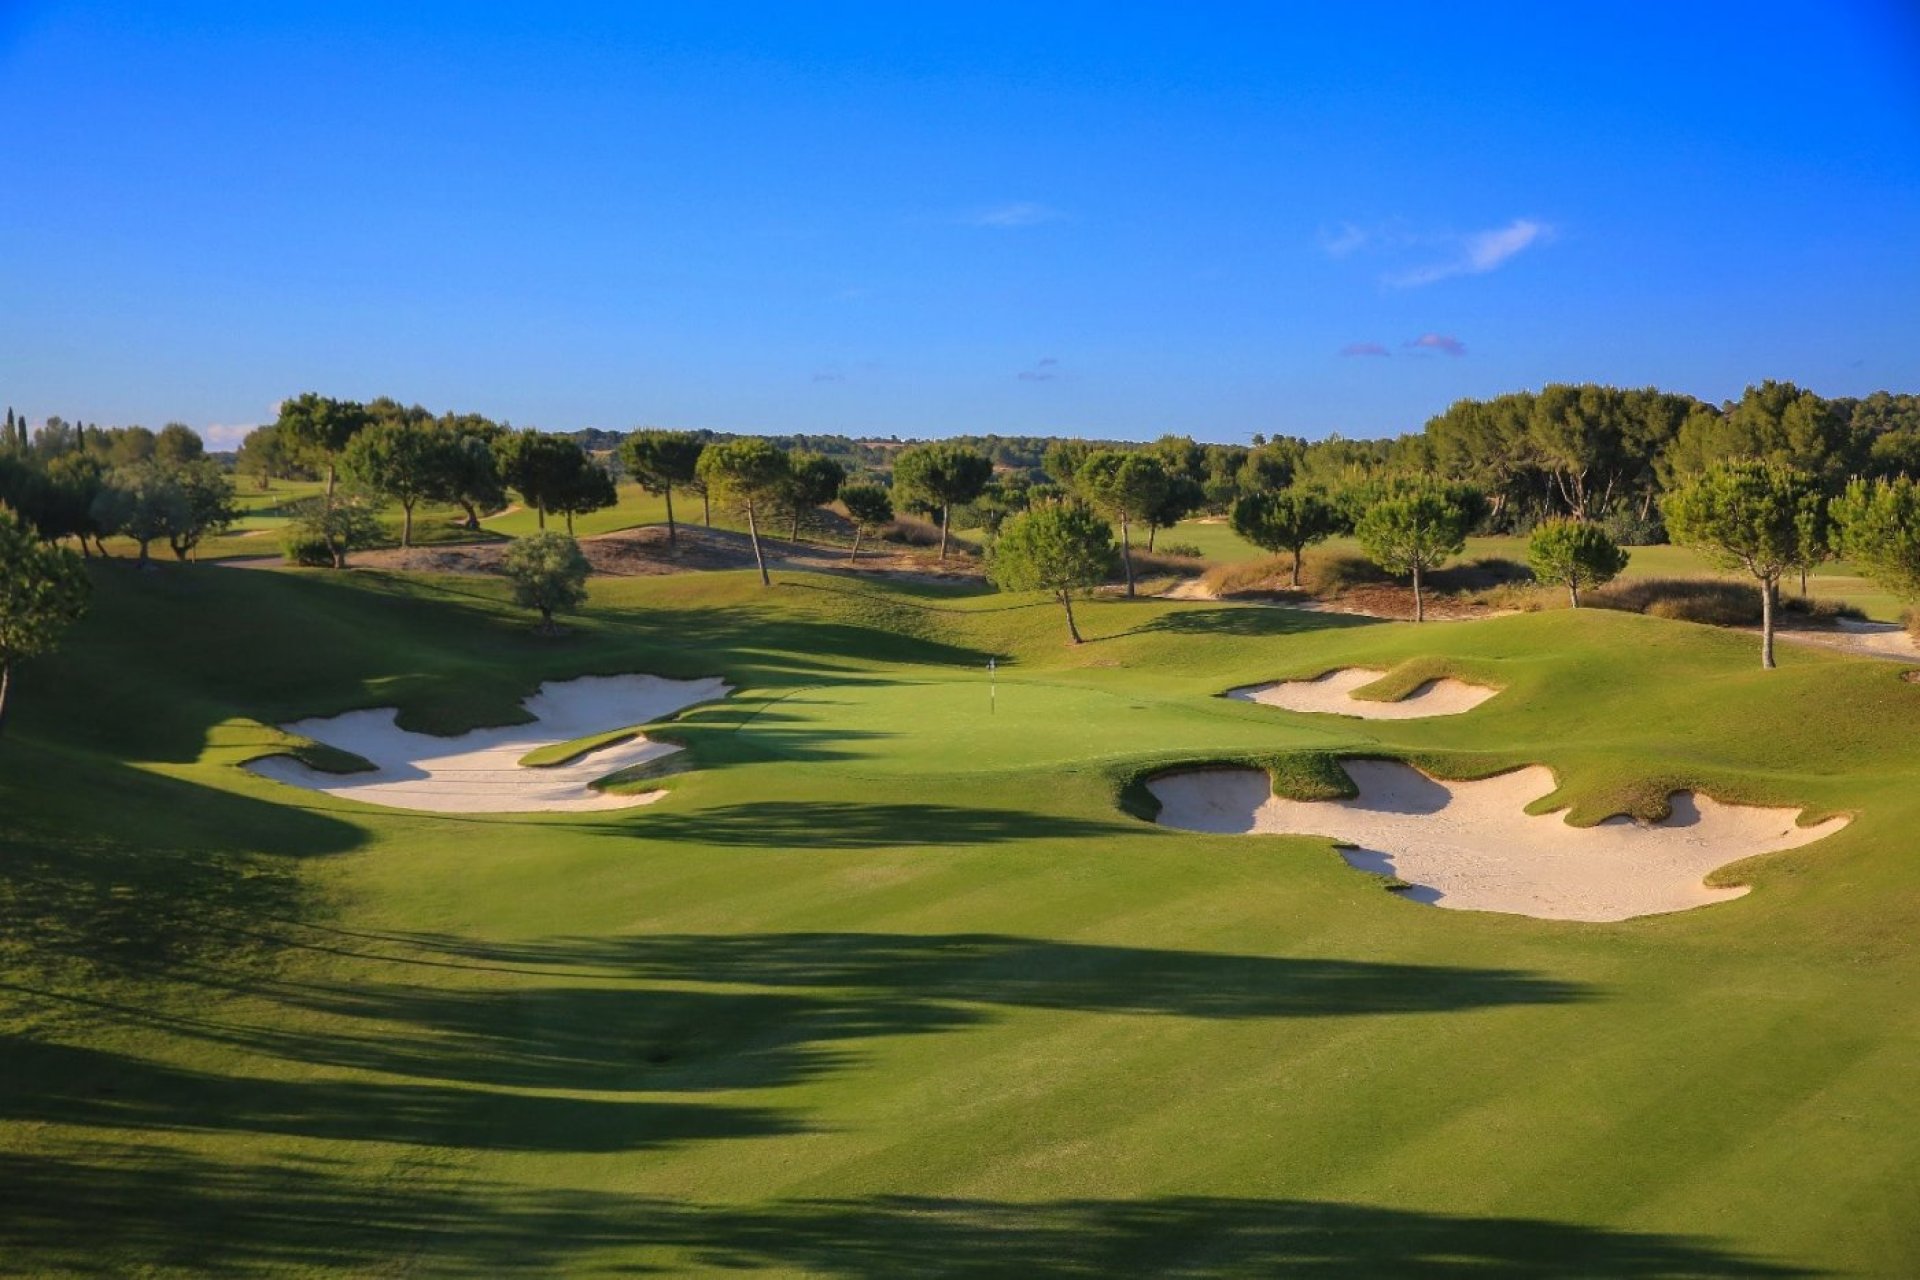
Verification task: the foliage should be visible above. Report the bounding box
[274,393,372,493]
[281,491,386,569]
[494,430,602,530]
[779,452,849,542]
[1833,476,1920,602]
[1354,485,1474,621]
[342,421,446,547]
[696,437,791,585]
[1665,460,1821,667]
[162,460,239,560]
[1526,519,1629,607]
[839,481,894,561]
[1078,450,1171,596]
[502,531,591,632]
[1230,488,1338,588]
[893,443,992,559]
[619,429,706,542]
[986,502,1118,642]
[0,507,89,730]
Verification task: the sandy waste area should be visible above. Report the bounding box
[1229,668,1498,719]
[247,674,729,813]
[1148,760,1848,921]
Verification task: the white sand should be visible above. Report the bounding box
[246,674,730,813]
[1228,668,1498,719]
[1147,761,1848,921]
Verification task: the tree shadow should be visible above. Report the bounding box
[0,1037,800,1154]
[392,931,1594,1020]
[0,1151,1818,1277]
[615,803,1134,848]
[1117,604,1379,639]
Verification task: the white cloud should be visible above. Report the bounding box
[969,202,1065,228]
[1387,218,1551,287]
[1318,222,1369,257]
[202,422,259,450]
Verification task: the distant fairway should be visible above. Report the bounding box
[3,564,1917,1275]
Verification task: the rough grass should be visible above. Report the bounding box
[1589,578,1865,628]
[2,565,1918,1275]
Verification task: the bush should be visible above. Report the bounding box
[1906,607,1920,642]
[1156,542,1204,559]
[1589,578,1760,626]
[280,530,336,567]
[1601,506,1666,547]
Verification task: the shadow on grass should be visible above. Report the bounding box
[608,802,1133,848]
[0,1152,1816,1276]
[1115,603,1380,640]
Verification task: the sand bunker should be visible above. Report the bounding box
[1228,668,1497,719]
[1148,761,1847,921]
[246,674,729,813]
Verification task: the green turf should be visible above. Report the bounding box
[3,562,1917,1276]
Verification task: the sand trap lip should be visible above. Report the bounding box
[1228,668,1498,719]
[246,674,730,813]
[1147,761,1848,922]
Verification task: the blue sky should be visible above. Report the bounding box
[2,2,1916,447]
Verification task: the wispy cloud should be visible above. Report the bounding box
[1388,218,1550,287]
[1339,341,1391,358]
[1017,356,1061,382]
[969,202,1065,229]
[1404,333,1467,356]
[1318,223,1370,258]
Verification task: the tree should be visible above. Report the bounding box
[780,452,848,543]
[274,393,371,499]
[893,443,992,559]
[619,429,705,548]
[840,481,894,562]
[163,460,238,560]
[235,424,296,490]
[343,421,444,547]
[1230,488,1338,588]
[986,502,1118,644]
[503,531,591,634]
[282,490,386,569]
[1665,460,1819,669]
[1526,518,1629,607]
[94,464,188,567]
[548,451,618,536]
[433,416,507,529]
[1354,485,1474,622]
[1833,477,1920,604]
[153,423,205,467]
[696,438,790,586]
[494,430,590,530]
[1078,450,1170,597]
[0,508,89,733]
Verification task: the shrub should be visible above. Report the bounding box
[1156,542,1204,559]
[1906,607,1920,642]
[1589,578,1760,626]
[280,530,336,568]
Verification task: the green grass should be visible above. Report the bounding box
[481,481,672,537]
[3,562,1918,1275]
[1175,520,1909,622]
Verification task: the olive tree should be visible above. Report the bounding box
[281,490,386,569]
[619,429,705,547]
[1665,460,1819,669]
[1354,485,1475,622]
[986,502,1118,644]
[503,531,591,634]
[1833,476,1920,604]
[696,438,790,586]
[839,480,894,563]
[163,460,238,560]
[1526,518,1629,607]
[0,508,89,733]
[893,442,992,560]
[1230,487,1338,588]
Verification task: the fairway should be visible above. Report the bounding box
[4,564,1918,1276]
